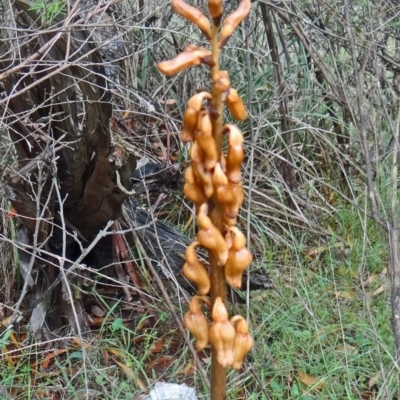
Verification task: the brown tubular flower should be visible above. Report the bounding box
[225,88,248,121]
[224,124,244,184]
[213,163,234,204]
[158,46,214,76]
[225,227,252,288]
[196,110,218,170]
[212,163,240,222]
[181,92,212,143]
[219,0,252,48]
[182,241,211,295]
[230,315,253,370]
[184,296,210,351]
[190,142,214,198]
[208,0,223,24]
[213,70,230,94]
[197,204,228,266]
[231,183,244,212]
[184,166,207,209]
[172,0,212,39]
[209,297,236,368]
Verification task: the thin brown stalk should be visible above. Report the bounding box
[209,21,228,400]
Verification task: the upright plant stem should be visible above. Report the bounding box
[209,22,227,400]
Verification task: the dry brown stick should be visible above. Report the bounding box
[389,104,400,369]
[112,221,157,326]
[259,2,296,210]
[123,210,211,389]
[0,0,81,82]
[264,0,388,230]
[343,0,386,228]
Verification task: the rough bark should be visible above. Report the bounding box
[0,1,136,334]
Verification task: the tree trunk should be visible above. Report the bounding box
[0,1,136,334]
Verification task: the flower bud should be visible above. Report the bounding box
[221,183,244,226]
[158,46,214,76]
[184,166,207,208]
[172,0,212,39]
[213,70,230,94]
[190,143,214,198]
[231,182,244,211]
[181,92,212,143]
[209,297,236,368]
[230,316,253,370]
[197,204,228,266]
[213,163,237,218]
[208,0,223,23]
[196,110,218,170]
[225,227,252,288]
[219,0,252,48]
[182,241,211,295]
[223,125,244,184]
[226,88,248,121]
[184,296,210,351]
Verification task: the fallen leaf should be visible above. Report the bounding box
[91,305,106,317]
[360,391,378,399]
[305,242,344,259]
[297,370,326,390]
[150,339,165,354]
[176,359,195,375]
[9,331,21,348]
[3,347,14,367]
[6,208,17,219]
[71,337,91,349]
[363,274,378,287]
[372,283,389,297]
[106,348,127,358]
[146,356,173,373]
[159,98,176,105]
[368,370,381,389]
[103,349,109,367]
[113,358,147,391]
[42,349,68,370]
[123,107,131,119]
[346,234,354,249]
[335,291,355,300]
[305,246,327,258]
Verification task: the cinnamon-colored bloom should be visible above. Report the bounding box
[196,110,218,170]
[182,241,210,295]
[158,46,214,76]
[225,227,252,288]
[172,0,212,39]
[190,142,214,198]
[181,92,212,143]
[226,88,248,121]
[184,296,210,351]
[219,0,252,48]
[209,297,236,368]
[208,0,223,23]
[184,166,207,208]
[223,124,245,184]
[230,315,253,370]
[213,70,231,94]
[213,163,240,221]
[197,204,228,266]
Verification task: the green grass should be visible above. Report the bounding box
[243,202,397,399]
